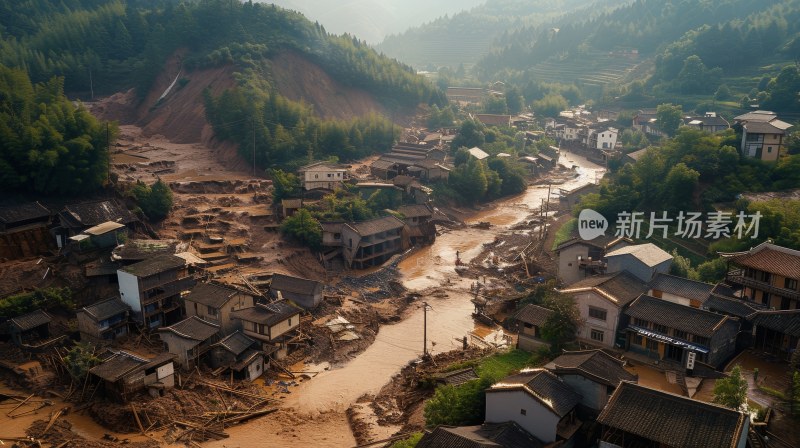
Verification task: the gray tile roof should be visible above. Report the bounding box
[80,297,129,321]
[547,349,636,387]
[705,294,762,318]
[649,273,713,304]
[749,310,800,337]
[185,282,239,308]
[597,382,747,448]
[9,309,51,331]
[489,368,580,417]
[270,273,322,296]
[158,316,219,341]
[120,254,186,278]
[625,295,733,338]
[214,330,256,356]
[744,121,788,134]
[561,271,649,307]
[345,215,404,236]
[512,304,554,327]
[417,422,543,448]
[231,300,301,327]
[0,202,50,225]
[60,199,137,228]
[397,204,433,219]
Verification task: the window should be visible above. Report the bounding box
[208,305,218,317]
[520,409,527,416]
[673,329,688,340]
[333,233,341,240]
[590,329,605,343]
[288,318,293,326]
[327,173,332,178]
[653,323,668,334]
[785,278,798,291]
[768,147,773,153]
[633,318,648,328]
[632,334,643,345]
[589,307,607,321]
[646,339,659,351]
[759,271,771,283]
[780,296,791,310]
[762,292,771,305]
[693,335,710,346]
[315,174,319,179]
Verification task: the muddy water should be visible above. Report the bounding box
[221,152,604,446]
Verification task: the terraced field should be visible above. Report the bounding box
[525,53,646,86]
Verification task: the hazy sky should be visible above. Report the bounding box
[264,0,486,44]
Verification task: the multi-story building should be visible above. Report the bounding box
[117,254,193,330]
[341,216,406,269]
[77,297,130,343]
[724,242,800,310]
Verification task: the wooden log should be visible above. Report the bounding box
[41,407,69,436]
[6,393,34,416]
[130,403,145,434]
[221,408,277,425]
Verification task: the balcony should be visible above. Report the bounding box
[141,276,193,305]
[726,271,800,301]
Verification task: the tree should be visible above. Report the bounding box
[541,293,581,351]
[713,365,748,411]
[132,179,174,221]
[64,342,102,382]
[531,93,568,118]
[714,84,731,100]
[269,168,301,202]
[505,86,524,114]
[280,208,322,249]
[656,103,683,137]
[424,377,494,427]
[483,96,508,115]
[451,120,485,150]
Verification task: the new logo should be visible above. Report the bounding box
[578,209,608,240]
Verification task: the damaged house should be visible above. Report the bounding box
[397,204,436,245]
[117,254,193,330]
[269,273,323,310]
[3,309,52,346]
[0,201,53,260]
[89,350,176,402]
[342,216,406,269]
[231,300,302,359]
[208,330,265,381]
[55,199,138,249]
[76,297,130,343]
[158,316,221,369]
[184,282,256,334]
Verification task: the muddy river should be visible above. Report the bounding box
[212,151,604,447]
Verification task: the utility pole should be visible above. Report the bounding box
[422,301,431,357]
[252,118,256,178]
[106,122,110,186]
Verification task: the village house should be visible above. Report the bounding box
[77,297,130,343]
[485,368,582,444]
[415,422,543,448]
[648,272,714,308]
[158,316,221,369]
[733,110,793,161]
[117,254,193,330]
[184,282,256,334]
[588,127,618,150]
[747,309,800,361]
[111,239,180,264]
[466,146,489,161]
[3,309,52,346]
[558,182,599,211]
[269,273,323,310]
[207,330,265,381]
[445,86,495,104]
[341,215,406,269]
[554,236,632,285]
[704,283,764,322]
[509,304,553,351]
[230,300,302,358]
[474,113,512,128]
[297,162,348,191]
[605,243,673,283]
[545,349,637,414]
[55,199,138,249]
[623,147,648,164]
[624,294,740,369]
[406,158,450,182]
[632,109,665,138]
[89,350,176,402]
[0,201,53,260]
[683,112,730,133]
[597,381,748,448]
[560,271,649,349]
[70,221,127,250]
[723,241,800,310]
[397,204,436,245]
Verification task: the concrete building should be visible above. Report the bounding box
[117,254,192,330]
[230,300,302,358]
[298,162,348,191]
[77,297,130,343]
[208,331,265,381]
[554,237,631,285]
[342,216,406,269]
[269,273,323,310]
[605,243,673,283]
[184,282,255,335]
[158,316,221,369]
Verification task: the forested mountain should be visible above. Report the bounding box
[376,0,619,70]
[473,0,800,111]
[0,0,446,192]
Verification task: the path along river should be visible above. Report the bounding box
[212,151,605,447]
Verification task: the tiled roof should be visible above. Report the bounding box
[9,309,51,331]
[370,159,397,170]
[270,273,322,296]
[734,110,776,122]
[744,121,788,134]
[119,254,186,278]
[90,351,147,382]
[158,316,219,341]
[397,204,433,219]
[61,199,137,227]
[649,273,713,304]
[606,243,672,267]
[597,382,747,448]
[489,368,580,417]
[231,300,301,326]
[561,271,649,307]
[512,304,554,327]
[625,295,732,338]
[345,215,404,236]
[185,282,239,308]
[80,297,129,321]
[729,243,800,279]
[417,422,543,448]
[0,202,50,225]
[214,330,256,356]
[84,221,126,236]
[749,310,800,337]
[111,239,178,261]
[626,148,649,161]
[547,349,636,387]
[704,294,763,318]
[435,368,479,386]
[319,222,344,233]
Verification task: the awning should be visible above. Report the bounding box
[628,325,709,354]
